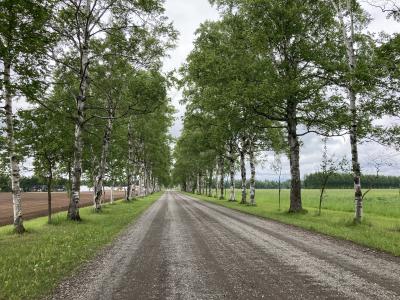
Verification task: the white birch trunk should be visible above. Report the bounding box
[208,169,212,197]
[196,173,200,194]
[229,162,236,201]
[249,141,256,206]
[332,0,363,222]
[93,105,114,211]
[144,167,148,196]
[68,0,91,220]
[240,137,247,204]
[126,119,134,201]
[4,62,25,233]
[138,174,142,197]
[228,144,236,202]
[219,156,225,199]
[215,161,219,198]
[110,182,114,204]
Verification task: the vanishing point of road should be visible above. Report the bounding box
[52,191,400,300]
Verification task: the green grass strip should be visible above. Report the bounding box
[0,192,162,300]
[185,191,400,257]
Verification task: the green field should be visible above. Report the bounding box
[0,192,162,300]
[188,189,400,256]
[252,189,400,218]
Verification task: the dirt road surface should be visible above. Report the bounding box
[51,191,400,300]
[0,191,125,225]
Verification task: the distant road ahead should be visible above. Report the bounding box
[52,191,400,300]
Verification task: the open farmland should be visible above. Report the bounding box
[0,191,125,226]
[240,189,400,218]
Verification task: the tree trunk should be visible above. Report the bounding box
[126,119,134,201]
[215,161,219,198]
[68,0,90,221]
[350,90,362,222]
[47,170,52,224]
[197,173,201,194]
[67,160,72,199]
[144,167,148,196]
[219,156,225,199]
[249,142,256,206]
[110,181,114,204]
[208,169,213,197]
[93,106,114,211]
[333,0,363,222]
[346,0,362,223]
[229,161,236,202]
[278,170,282,211]
[4,62,25,233]
[240,139,247,204]
[287,106,302,213]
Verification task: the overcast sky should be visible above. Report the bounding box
[162,0,400,180]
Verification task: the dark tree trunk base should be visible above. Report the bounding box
[14,219,25,234]
[67,211,81,221]
[288,208,308,214]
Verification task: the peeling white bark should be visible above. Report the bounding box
[68,0,91,220]
[240,137,247,204]
[215,160,219,198]
[249,141,256,206]
[228,144,236,202]
[4,62,25,233]
[219,156,225,199]
[332,0,363,222]
[93,105,114,210]
[126,119,134,201]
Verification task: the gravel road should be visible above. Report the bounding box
[51,191,400,300]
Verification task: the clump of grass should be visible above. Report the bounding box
[389,226,400,233]
[0,192,162,300]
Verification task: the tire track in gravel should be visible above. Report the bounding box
[179,193,400,299]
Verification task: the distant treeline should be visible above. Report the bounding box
[304,172,400,189]
[0,175,125,192]
[2,173,399,193]
[232,179,291,189]
[0,175,68,192]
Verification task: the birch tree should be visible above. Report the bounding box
[19,106,71,223]
[328,0,378,222]
[209,0,348,213]
[180,15,285,206]
[0,0,52,232]
[52,0,175,220]
[239,135,248,204]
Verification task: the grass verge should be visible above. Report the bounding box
[184,191,400,257]
[0,192,162,300]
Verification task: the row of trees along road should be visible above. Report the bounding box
[0,0,177,233]
[172,0,400,223]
